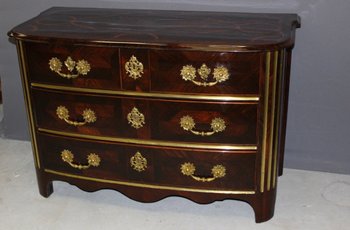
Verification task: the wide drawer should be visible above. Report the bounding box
[24,42,121,90]
[24,42,261,97]
[32,89,258,145]
[38,133,256,191]
[149,50,261,95]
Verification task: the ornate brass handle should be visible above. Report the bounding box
[49,56,91,79]
[130,152,148,172]
[180,64,229,86]
[127,107,145,129]
[125,55,144,80]
[180,115,226,136]
[56,106,97,126]
[180,162,226,182]
[61,150,101,170]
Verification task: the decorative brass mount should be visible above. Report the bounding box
[49,56,91,79]
[180,64,229,87]
[180,162,226,182]
[180,115,226,136]
[61,149,101,170]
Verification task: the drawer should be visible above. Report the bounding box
[147,100,257,144]
[120,48,150,92]
[38,133,256,191]
[149,50,261,95]
[32,89,257,145]
[32,89,125,138]
[24,42,121,90]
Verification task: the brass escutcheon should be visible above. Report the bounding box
[127,107,145,129]
[130,152,148,172]
[125,55,144,80]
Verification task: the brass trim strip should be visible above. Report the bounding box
[30,83,260,102]
[44,169,256,195]
[18,41,41,168]
[38,128,257,151]
[267,51,279,191]
[273,49,286,188]
[260,52,271,193]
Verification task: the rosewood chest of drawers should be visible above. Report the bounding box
[9,7,300,222]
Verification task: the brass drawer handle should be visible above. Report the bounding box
[180,115,226,136]
[61,150,101,170]
[130,152,148,172]
[127,107,145,129]
[49,56,91,79]
[180,64,229,86]
[56,106,97,126]
[180,162,226,182]
[125,55,144,80]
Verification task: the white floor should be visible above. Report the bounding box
[0,138,349,230]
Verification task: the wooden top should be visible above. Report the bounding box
[9,7,300,51]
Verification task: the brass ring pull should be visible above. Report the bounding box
[180,162,226,182]
[125,55,144,80]
[49,56,91,79]
[180,64,229,87]
[61,150,101,170]
[56,106,97,126]
[180,115,226,136]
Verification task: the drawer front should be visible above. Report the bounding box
[32,89,126,138]
[147,100,257,144]
[149,50,261,95]
[120,48,150,91]
[33,89,257,145]
[38,133,256,191]
[25,42,121,90]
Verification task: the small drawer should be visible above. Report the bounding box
[120,48,150,92]
[24,42,121,90]
[32,89,257,145]
[150,50,261,95]
[37,133,256,191]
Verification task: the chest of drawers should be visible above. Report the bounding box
[9,7,300,222]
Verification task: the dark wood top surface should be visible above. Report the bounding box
[9,7,300,50]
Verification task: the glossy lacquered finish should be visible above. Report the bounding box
[25,42,121,90]
[32,89,258,145]
[9,7,300,223]
[9,7,300,50]
[24,42,262,96]
[38,133,256,190]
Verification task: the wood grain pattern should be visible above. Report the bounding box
[24,42,121,90]
[8,7,300,223]
[150,50,261,95]
[9,7,300,51]
[37,133,256,190]
[32,88,258,145]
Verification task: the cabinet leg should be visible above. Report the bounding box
[39,180,53,198]
[252,202,275,223]
[36,171,53,198]
[248,191,276,223]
